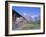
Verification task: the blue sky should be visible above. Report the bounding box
[12,6,40,16]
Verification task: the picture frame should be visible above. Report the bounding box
[5,1,45,36]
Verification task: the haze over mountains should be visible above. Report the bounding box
[23,13,40,22]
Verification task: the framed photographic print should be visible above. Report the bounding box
[5,1,45,36]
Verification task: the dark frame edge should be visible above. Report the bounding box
[5,1,8,36]
[43,3,45,34]
[5,1,45,4]
[5,1,45,36]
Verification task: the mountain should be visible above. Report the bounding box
[23,14,40,22]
